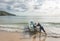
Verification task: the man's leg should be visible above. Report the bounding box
[41,27,47,35]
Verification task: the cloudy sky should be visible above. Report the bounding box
[0,0,60,16]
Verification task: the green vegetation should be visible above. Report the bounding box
[0,11,16,16]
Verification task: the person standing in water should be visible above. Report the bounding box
[37,23,47,35]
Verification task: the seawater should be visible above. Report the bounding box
[0,16,60,37]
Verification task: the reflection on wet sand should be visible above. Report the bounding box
[39,35,47,41]
[20,32,47,41]
[31,33,47,41]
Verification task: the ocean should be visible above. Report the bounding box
[0,16,60,37]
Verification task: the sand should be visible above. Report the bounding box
[0,31,60,41]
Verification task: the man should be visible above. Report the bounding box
[37,23,47,35]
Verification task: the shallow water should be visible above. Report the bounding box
[0,16,60,37]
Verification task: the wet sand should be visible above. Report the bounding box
[0,31,60,41]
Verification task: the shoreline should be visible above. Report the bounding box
[0,31,60,41]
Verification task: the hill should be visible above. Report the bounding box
[0,11,16,16]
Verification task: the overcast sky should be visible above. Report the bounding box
[0,0,60,17]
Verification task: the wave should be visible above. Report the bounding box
[0,23,60,38]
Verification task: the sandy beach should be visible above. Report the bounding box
[0,31,60,41]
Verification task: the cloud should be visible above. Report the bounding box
[10,2,28,12]
[0,3,8,10]
[0,0,44,12]
[0,0,60,16]
[40,0,60,17]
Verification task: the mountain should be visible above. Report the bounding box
[0,11,16,16]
